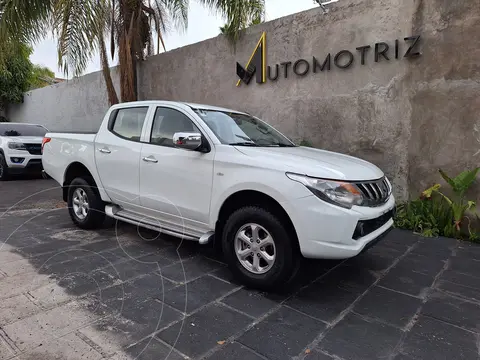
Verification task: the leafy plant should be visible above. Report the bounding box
[394,197,453,237]
[422,167,479,238]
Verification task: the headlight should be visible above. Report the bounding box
[286,173,364,209]
[8,142,27,150]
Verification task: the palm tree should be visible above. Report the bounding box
[0,0,266,105]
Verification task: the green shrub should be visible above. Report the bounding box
[395,167,479,241]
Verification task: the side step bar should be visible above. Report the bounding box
[105,204,213,244]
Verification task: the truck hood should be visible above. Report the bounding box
[234,146,384,181]
[3,136,43,144]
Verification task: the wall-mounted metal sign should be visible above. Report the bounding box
[236,32,421,86]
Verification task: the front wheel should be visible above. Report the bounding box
[67,177,105,229]
[222,206,300,290]
[0,153,9,181]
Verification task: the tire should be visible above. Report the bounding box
[0,153,9,181]
[67,177,105,229]
[222,206,300,291]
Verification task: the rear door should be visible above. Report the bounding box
[95,106,150,210]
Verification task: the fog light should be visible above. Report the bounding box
[10,157,25,164]
[353,222,365,240]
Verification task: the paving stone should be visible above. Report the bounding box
[0,259,37,276]
[116,298,182,339]
[15,333,104,360]
[422,291,480,332]
[89,273,177,315]
[57,269,120,296]
[2,235,42,248]
[100,258,162,282]
[158,243,202,262]
[3,299,102,351]
[125,336,184,360]
[448,257,480,278]
[210,267,242,285]
[396,252,446,277]
[0,294,40,326]
[162,274,238,313]
[440,269,480,290]
[104,244,159,261]
[401,316,479,359]
[0,272,54,300]
[156,303,251,358]
[15,240,81,257]
[221,288,285,318]
[437,280,480,303]
[346,245,402,272]
[160,256,225,283]
[378,266,435,298]
[455,244,480,261]
[379,229,419,251]
[304,349,335,360]
[316,263,378,294]
[238,306,325,360]
[78,239,120,253]
[207,341,264,360]
[411,237,457,259]
[353,286,422,328]
[319,313,402,360]
[285,281,359,323]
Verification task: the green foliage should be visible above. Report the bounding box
[394,198,453,238]
[0,42,33,109]
[0,115,8,122]
[395,167,479,240]
[218,0,265,43]
[29,64,55,89]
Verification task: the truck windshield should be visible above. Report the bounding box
[194,109,296,147]
[0,124,47,137]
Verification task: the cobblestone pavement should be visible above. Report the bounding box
[1,179,479,360]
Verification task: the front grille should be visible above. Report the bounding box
[355,177,391,207]
[25,143,42,155]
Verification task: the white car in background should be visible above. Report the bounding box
[0,123,48,180]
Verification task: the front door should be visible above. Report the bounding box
[95,106,149,210]
[139,105,215,236]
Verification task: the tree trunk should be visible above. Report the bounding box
[118,31,137,102]
[99,35,119,105]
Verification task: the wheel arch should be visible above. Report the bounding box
[63,162,98,201]
[214,189,299,250]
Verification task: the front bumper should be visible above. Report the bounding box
[5,152,43,174]
[286,194,396,259]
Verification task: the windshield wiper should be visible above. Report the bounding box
[228,142,258,146]
[263,143,296,147]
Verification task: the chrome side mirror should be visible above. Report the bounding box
[172,132,202,150]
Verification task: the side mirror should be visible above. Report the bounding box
[172,132,202,150]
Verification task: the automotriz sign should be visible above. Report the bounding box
[236,32,421,86]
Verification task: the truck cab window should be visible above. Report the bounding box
[151,107,200,147]
[111,107,148,141]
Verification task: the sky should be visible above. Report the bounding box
[30,0,319,78]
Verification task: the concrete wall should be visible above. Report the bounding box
[7,69,120,132]
[7,0,480,202]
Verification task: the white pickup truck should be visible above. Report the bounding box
[42,101,395,289]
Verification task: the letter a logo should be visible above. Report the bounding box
[236,32,266,86]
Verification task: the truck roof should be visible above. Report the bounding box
[111,100,248,115]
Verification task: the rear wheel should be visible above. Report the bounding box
[222,206,300,290]
[0,153,9,181]
[67,177,105,229]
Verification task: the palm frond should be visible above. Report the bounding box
[53,0,108,77]
[199,0,265,43]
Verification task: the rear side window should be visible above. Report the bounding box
[110,107,148,141]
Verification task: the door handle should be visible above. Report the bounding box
[99,148,111,154]
[142,156,158,163]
